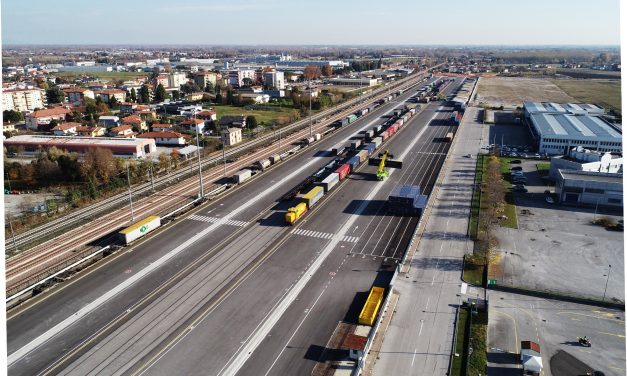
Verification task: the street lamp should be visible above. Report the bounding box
[602,264,612,303]
[309,79,313,138]
[194,110,204,199]
[126,163,135,222]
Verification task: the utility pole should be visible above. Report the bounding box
[309,79,313,138]
[148,162,155,192]
[195,124,204,199]
[7,215,18,254]
[126,164,135,222]
[222,141,227,177]
[602,264,612,302]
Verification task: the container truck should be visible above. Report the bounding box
[285,202,307,225]
[119,215,161,244]
[233,169,252,184]
[254,159,271,171]
[301,186,324,209]
[335,163,350,180]
[318,173,340,192]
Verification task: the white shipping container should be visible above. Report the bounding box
[255,159,271,170]
[318,173,340,192]
[269,154,281,164]
[314,133,321,141]
[373,137,382,148]
[233,169,252,184]
[119,216,161,244]
[351,139,362,149]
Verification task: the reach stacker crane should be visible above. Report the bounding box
[369,150,402,181]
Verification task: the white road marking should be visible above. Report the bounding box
[411,348,417,367]
[418,320,424,336]
[461,282,468,295]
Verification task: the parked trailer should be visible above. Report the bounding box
[119,215,161,244]
[350,139,362,150]
[331,143,346,156]
[254,159,271,171]
[358,286,385,326]
[445,132,454,142]
[317,172,340,193]
[285,202,307,225]
[372,136,382,148]
[233,169,252,184]
[335,163,351,180]
[357,149,369,163]
[347,155,360,171]
[301,186,324,209]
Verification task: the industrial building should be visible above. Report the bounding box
[3,135,156,159]
[325,77,379,87]
[523,102,622,155]
[554,169,623,208]
[549,146,622,179]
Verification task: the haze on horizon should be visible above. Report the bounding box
[1,0,621,46]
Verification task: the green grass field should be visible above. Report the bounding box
[450,309,468,376]
[462,255,485,286]
[551,79,621,114]
[468,311,488,375]
[212,104,300,127]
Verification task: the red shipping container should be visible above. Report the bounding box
[335,163,351,180]
[382,131,389,141]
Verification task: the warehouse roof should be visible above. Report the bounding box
[558,169,623,184]
[4,134,154,147]
[523,101,605,115]
[530,113,621,140]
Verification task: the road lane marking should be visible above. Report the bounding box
[418,320,424,336]
[461,283,467,295]
[597,331,625,338]
[411,348,417,366]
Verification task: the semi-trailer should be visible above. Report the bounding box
[233,169,252,184]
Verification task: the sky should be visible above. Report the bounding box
[1,0,621,46]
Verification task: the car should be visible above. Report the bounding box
[545,196,554,203]
[464,154,473,158]
[512,187,528,193]
[509,160,522,164]
[511,166,523,171]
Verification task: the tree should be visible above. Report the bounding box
[139,85,151,104]
[108,95,119,109]
[81,148,117,185]
[158,152,171,172]
[180,82,201,94]
[170,149,181,168]
[246,115,258,130]
[226,89,234,105]
[204,81,214,93]
[46,87,66,104]
[130,88,137,102]
[172,90,181,100]
[48,119,60,131]
[303,65,322,80]
[3,110,23,123]
[154,83,167,103]
[321,64,333,77]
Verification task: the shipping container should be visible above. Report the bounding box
[360,108,368,116]
[233,169,252,184]
[341,118,349,127]
[314,133,321,141]
[357,149,368,163]
[347,114,358,124]
[381,131,389,141]
[335,163,350,180]
[347,155,360,171]
[285,202,307,225]
[318,172,340,192]
[305,136,315,144]
[358,286,385,326]
[445,132,454,142]
[269,154,281,164]
[409,108,416,115]
[365,130,375,139]
[350,139,362,150]
[254,159,271,171]
[373,137,382,148]
[331,143,345,156]
[119,215,161,244]
[301,186,324,209]
[365,143,376,155]
[394,109,403,117]
[368,105,375,113]
[375,125,383,133]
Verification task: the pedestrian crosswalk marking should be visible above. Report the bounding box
[188,214,248,227]
[290,228,359,243]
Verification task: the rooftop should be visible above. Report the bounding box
[4,134,154,146]
[530,113,621,140]
[524,101,604,115]
[139,131,185,139]
[28,107,71,117]
[558,169,623,183]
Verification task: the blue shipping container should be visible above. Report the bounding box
[347,156,360,171]
[366,143,376,155]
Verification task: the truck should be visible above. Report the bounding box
[233,169,252,184]
[445,132,454,142]
[285,202,307,225]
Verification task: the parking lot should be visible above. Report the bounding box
[488,290,625,376]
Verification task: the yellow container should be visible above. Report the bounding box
[358,286,385,326]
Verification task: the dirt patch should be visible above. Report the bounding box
[474,77,575,108]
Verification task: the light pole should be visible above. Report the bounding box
[7,215,18,254]
[195,122,204,199]
[126,163,135,222]
[148,162,155,192]
[222,138,227,177]
[602,264,612,302]
[593,197,601,221]
[309,79,313,138]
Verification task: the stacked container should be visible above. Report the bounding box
[387,185,427,216]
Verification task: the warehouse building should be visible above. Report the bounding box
[555,170,623,208]
[522,102,621,155]
[549,146,622,180]
[4,135,156,159]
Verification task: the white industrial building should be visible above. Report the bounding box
[549,146,622,179]
[326,77,378,87]
[523,102,622,155]
[555,170,623,208]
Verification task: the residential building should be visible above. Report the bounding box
[192,71,218,88]
[25,107,70,130]
[549,146,623,179]
[263,70,286,90]
[195,110,217,122]
[119,102,138,115]
[179,118,205,133]
[221,127,242,146]
[52,122,80,135]
[97,115,120,128]
[121,114,148,131]
[168,73,188,89]
[96,89,126,103]
[228,69,256,88]
[64,87,95,105]
[108,125,135,137]
[153,75,169,88]
[138,131,186,146]
[218,115,246,129]
[555,170,623,208]
[152,123,174,132]
[3,88,46,112]
[76,126,106,137]
[4,135,156,158]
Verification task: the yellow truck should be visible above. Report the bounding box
[358,286,385,326]
[285,202,308,225]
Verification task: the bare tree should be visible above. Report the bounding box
[303,65,322,80]
[321,64,333,77]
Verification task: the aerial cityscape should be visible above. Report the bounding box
[2,1,624,375]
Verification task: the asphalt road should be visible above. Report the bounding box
[372,105,486,376]
[7,78,442,376]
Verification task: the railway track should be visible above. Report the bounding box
[5,70,437,293]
